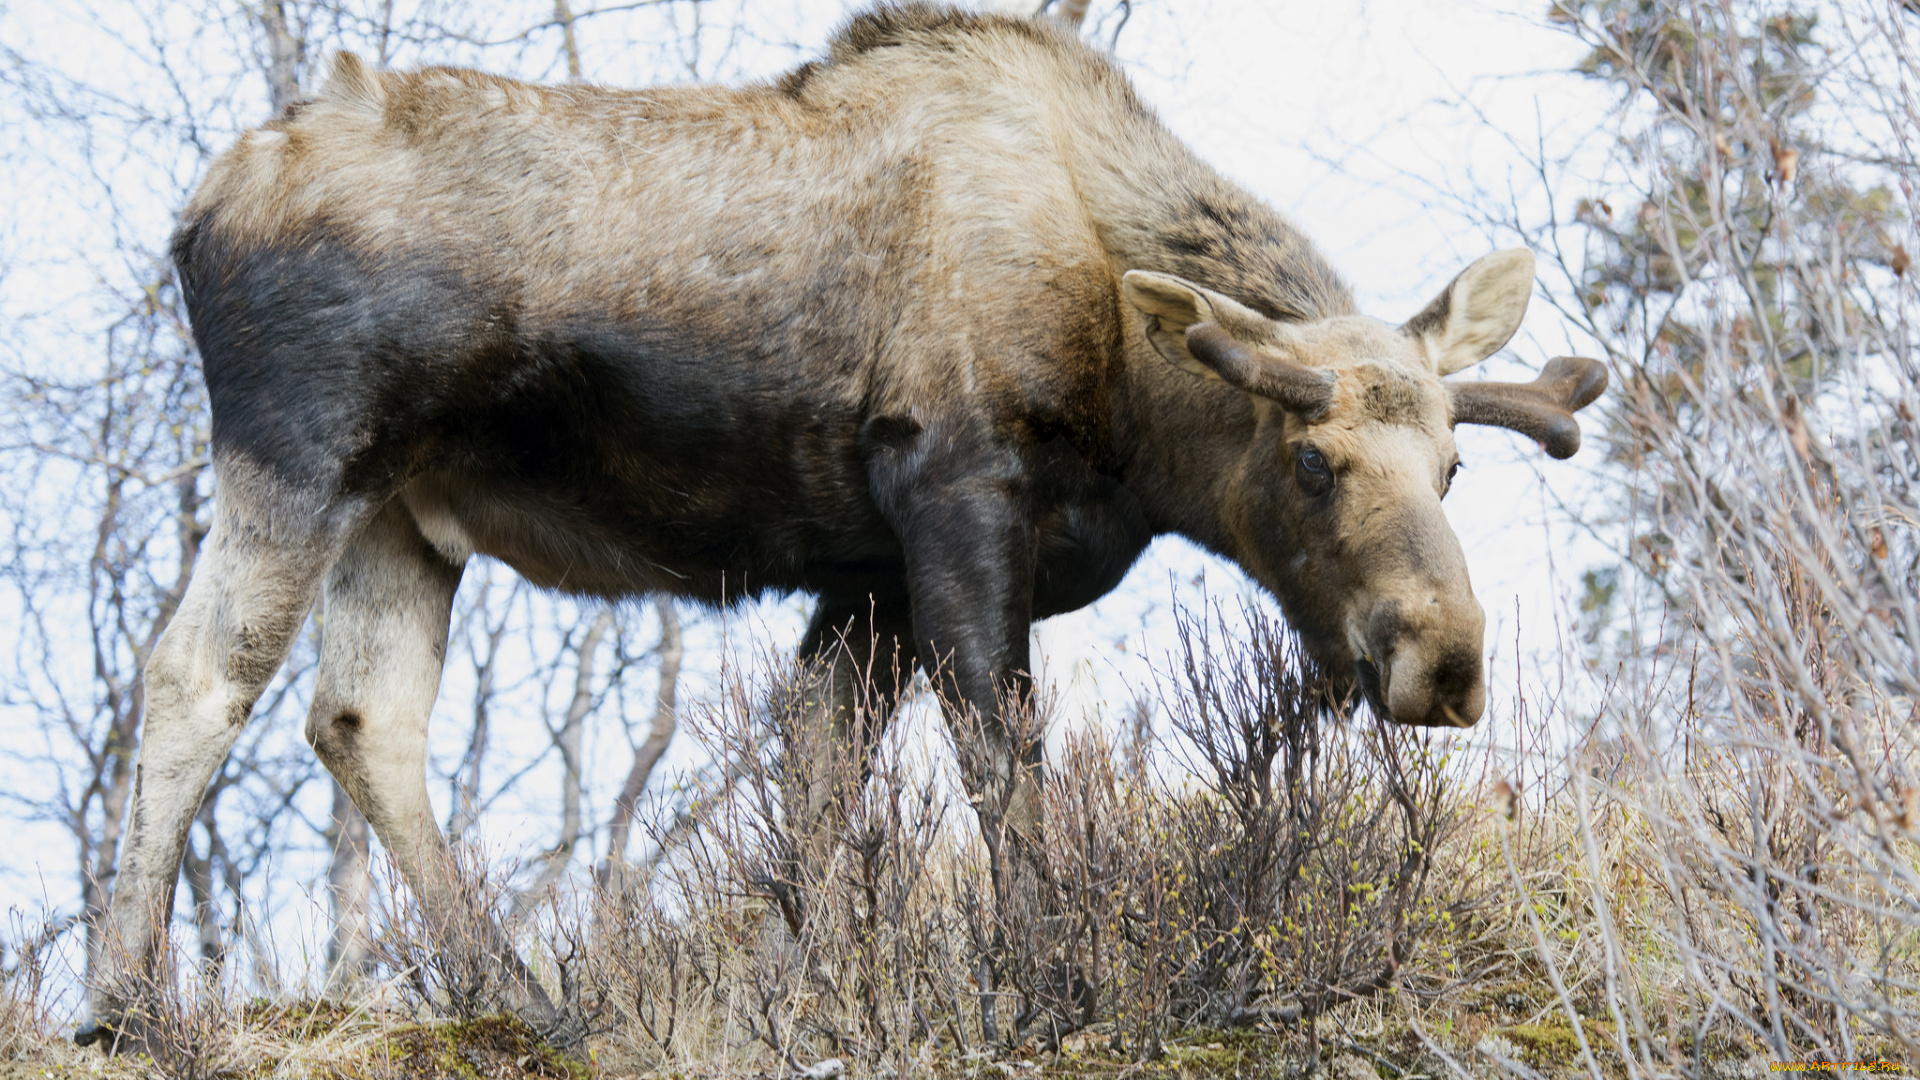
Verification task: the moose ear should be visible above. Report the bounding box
[1122,270,1275,380]
[1122,270,1220,378]
[1403,249,1536,376]
[1122,271,1335,414]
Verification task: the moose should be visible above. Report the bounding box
[79,3,1604,1046]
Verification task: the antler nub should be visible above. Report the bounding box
[1449,356,1608,459]
[1185,324,1336,417]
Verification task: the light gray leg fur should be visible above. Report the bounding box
[82,469,347,1045]
[304,502,559,1030]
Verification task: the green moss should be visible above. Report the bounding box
[241,996,354,1040]
[1502,1017,1613,1068]
[306,1013,588,1080]
[1154,1028,1291,1078]
[423,1014,586,1080]
[923,1024,1299,1079]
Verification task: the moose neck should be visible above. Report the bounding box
[1056,89,1356,328]
[1055,102,1358,558]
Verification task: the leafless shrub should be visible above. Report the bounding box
[0,914,60,1061]
[1438,0,1920,1072]
[690,647,958,1072]
[581,879,698,1067]
[942,682,1064,1051]
[369,847,568,1039]
[567,604,1475,1074]
[103,944,240,1080]
[1170,606,1459,1025]
[1035,603,1469,1062]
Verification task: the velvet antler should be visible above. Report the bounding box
[1448,356,1608,459]
[1184,324,1337,417]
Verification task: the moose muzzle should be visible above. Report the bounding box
[1354,583,1487,729]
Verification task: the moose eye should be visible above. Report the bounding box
[1295,444,1334,496]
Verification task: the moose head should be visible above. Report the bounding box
[1123,250,1606,728]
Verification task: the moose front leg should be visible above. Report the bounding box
[867,412,1057,1050]
[867,417,1045,848]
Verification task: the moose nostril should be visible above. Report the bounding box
[1429,649,1482,703]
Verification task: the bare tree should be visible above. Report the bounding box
[553,0,584,80]
[256,1,308,113]
[322,781,373,989]
[447,574,520,843]
[601,597,683,889]
[510,605,618,916]
[1436,0,1920,1065]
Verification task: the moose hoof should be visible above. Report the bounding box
[73,1013,125,1050]
[72,1017,109,1048]
[74,1010,152,1055]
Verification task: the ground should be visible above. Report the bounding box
[0,998,1794,1079]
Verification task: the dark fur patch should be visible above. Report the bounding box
[178,213,922,604]
[177,220,502,498]
[1147,191,1357,325]
[1026,437,1152,617]
[775,61,823,97]
[826,3,1062,62]
[308,707,363,768]
[1355,365,1432,424]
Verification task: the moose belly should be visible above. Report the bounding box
[400,464,909,603]
[401,466,1151,618]
[379,300,911,600]
[389,317,1142,611]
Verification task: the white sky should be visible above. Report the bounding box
[0,0,1626,991]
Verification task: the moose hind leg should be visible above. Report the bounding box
[744,593,920,935]
[797,591,920,803]
[303,502,559,1030]
[80,470,348,1048]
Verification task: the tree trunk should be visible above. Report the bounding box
[514,605,615,914]
[323,780,373,990]
[259,0,305,113]
[449,576,514,841]
[180,810,225,979]
[600,597,682,888]
[554,0,583,81]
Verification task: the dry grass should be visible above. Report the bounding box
[25,600,1878,1080]
[12,590,1917,1078]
